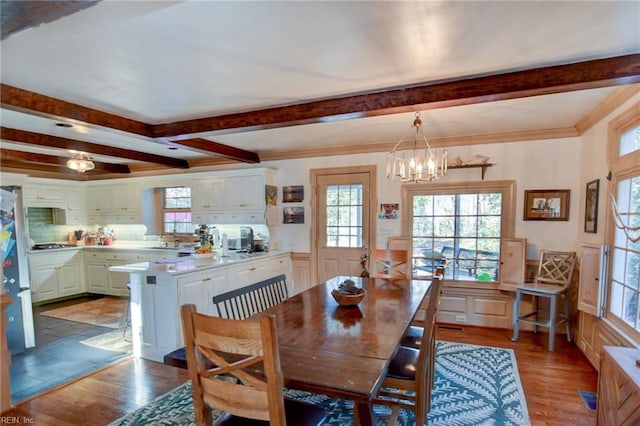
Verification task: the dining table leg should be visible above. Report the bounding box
[353,401,374,426]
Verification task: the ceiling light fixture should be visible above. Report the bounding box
[386,112,447,183]
[66,152,95,173]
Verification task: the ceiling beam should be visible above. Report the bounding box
[167,138,260,163]
[0,148,131,174]
[0,127,190,169]
[0,159,90,179]
[0,84,152,137]
[1,0,102,41]
[152,54,640,138]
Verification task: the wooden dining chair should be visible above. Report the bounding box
[370,248,410,280]
[180,304,328,426]
[402,260,447,345]
[511,250,576,352]
[374,277,444,424]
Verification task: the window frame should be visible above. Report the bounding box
[402,180,516,288]
[155,187,194,236]
[604,103,640,342]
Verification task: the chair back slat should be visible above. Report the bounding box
[213,274,289,319]
[536,250,576,286]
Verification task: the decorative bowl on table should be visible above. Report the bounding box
[331,289,366,306]
[331,279,366,306]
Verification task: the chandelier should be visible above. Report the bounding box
[386,112,447,183]
[66,152,95,173]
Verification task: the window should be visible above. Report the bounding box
[326,184,363,248]
[607,117,640,340]
[161,187,194,234]
[403,181,515,282]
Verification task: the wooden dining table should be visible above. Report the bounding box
[253,275,433,426]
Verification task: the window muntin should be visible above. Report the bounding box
[412,191,502,281]
[606,108,640,342]
[619,124,640,157]
[609,175,640,332]
[162,187,194,234]
[326,184,363,247]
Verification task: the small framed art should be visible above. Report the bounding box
[584,179,599,233]
[523,189,570,221]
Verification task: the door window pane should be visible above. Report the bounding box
[326,184,363,248]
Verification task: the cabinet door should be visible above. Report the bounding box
[499,238,527,284]
[578,244,606,317]
[65,186,87,224]
[191,179,225,211]
[57,262,82,295]
[108,261,131,295]
[31,265,59,302]
[23,183,65,207]
[86,262,108,292]
[86,187,113,214]
[226,176,263,210]
[178,273,211,315]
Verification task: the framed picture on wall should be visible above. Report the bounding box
[283,207,304,224]
[523,189,570,221]
[584,179,599,233]
[283,185,304,203]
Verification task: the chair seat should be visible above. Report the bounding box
[400,325,423,349]
[164,347,188,369]
[386,346,419,381]
[214,398,327,426]
[516,282,567,295]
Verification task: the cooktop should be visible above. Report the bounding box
[31,243,77,250]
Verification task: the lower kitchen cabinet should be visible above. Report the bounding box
[29,249,84,303]
[84,249,176,297]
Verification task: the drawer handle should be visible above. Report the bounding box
[203,277,212,282]
[249,267,256,271]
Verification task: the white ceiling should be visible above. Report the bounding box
[1,0,639,168]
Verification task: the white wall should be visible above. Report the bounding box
[578,92,640,249]
[261,138,583,258]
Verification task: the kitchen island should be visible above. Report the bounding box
[110,251,291,362]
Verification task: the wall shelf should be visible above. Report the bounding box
[448,163,495,180]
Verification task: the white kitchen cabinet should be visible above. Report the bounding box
[177,267,230,316]
[29,249,84,302]
[120,251,291,362]
[84,249,171,296]
[64,185,87,225]
[226,176,264,210]
[86,186,113,224]
[190,174,270,224]
[23,182,65,208]
[52,185,87,225]
[86,183,143,224]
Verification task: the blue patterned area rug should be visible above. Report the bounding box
[109,341,530,425]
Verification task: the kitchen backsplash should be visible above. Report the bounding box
[26,208,269,245]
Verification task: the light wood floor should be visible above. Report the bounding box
[3,326,597,425]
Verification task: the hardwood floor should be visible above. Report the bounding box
[3,326,597,425]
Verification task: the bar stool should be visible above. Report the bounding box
[511,250,576,351]
[122,283,131,341]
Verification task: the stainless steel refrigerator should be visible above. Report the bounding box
[1,186,35,354]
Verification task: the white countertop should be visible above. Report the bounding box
[27,241,197,254]
[108,250,287,275]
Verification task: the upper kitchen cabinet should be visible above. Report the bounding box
[23,180,65,208]
[86,183,143,225]
[64,185,87,225]
[190,170,275,225]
